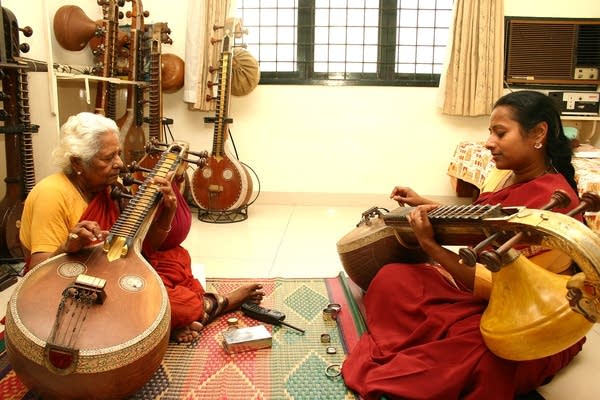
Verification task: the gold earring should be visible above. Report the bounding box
[534,142,542,149]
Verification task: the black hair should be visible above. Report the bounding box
[493,90,578,192]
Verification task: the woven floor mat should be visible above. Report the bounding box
[1,276,361,400]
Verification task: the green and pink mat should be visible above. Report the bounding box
[1,274,365,399]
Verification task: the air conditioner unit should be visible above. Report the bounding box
[504,17,600,85]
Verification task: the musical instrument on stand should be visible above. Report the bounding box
[336,192,600,361]
[191,18,253,212]
[93,0,120,119]
[146,22,171,145]
[3,143,190,400]
[125,21,172,184]
[0,7,39,262]
[127,23,195,198]
[118,0,149,166]
[141,24,184,134]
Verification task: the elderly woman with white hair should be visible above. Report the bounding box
[19,112,264,343]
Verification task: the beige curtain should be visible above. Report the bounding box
[438,0,504,116]
[184,0,235,111]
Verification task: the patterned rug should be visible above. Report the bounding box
[0,274,364,399]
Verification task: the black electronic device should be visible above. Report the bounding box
[241,302,305,334]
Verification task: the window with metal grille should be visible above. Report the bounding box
[236,0,453,86]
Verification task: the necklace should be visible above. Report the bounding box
[501,168,552,189]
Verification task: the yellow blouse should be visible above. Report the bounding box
[20,173,87,254]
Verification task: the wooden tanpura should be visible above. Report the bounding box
[337,193,600,361]
[125,23,199,197]
[0,7,38,261]
[93,0,120,119]
[118,0,148,166]
[127,21,172,186]
[4,143,190,400]
[146,22,171,145]
[191,18,253,212]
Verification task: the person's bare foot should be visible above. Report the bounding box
[223,283,265,312]
[171,321,203,343]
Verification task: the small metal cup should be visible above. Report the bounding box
[322,303,341,321]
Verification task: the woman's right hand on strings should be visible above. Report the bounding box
[63,220,109,253]
[390,186,434,207]
[406,204,439,250]
[153,171,178,211]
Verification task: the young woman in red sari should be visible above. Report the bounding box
[342,90,585,399]
[19,112,264,344]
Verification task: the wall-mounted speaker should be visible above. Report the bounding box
[504,17,600,86]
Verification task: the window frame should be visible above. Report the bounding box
[237,0,452,87]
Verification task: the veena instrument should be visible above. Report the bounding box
[93,0,119,119]
[126,23,197,198]
[4,143,190,399]
[191,18,253,212]
[0,7,38,261]
[119,0,149,166]
[337,195,600,361]
[336,204,510,291]
[146,22,170,146]
[126,22,172,187]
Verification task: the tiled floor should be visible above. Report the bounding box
[183,202,365,279]
[1,197,599,399]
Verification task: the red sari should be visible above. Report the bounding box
[81,184,206,330]
[342,174,586,399]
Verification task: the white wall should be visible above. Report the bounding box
[1,0,599,202]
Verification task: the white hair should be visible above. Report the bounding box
[52,112,120,173]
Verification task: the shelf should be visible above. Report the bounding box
[507,78,600,85]
[54,72,147,86]
[561,116,600,121]
[53,72,147,106]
